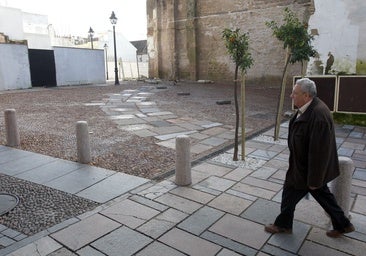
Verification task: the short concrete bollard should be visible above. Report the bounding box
[175,135,191,186]
[330,156,355,218]
[76,121,91,164]
[4,109,20,147]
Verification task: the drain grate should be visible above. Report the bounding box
[0,192,19,216]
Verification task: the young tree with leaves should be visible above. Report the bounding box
[266,8,317,140]
[222,28,253,161]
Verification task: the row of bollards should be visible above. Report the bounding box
[3,109,91,164]
[3,109,193,184]
[3,109,354,217]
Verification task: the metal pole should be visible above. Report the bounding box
[105,47,109,80]
[91,35,93,49]
[136,50,140,79]
[113,25,119,85]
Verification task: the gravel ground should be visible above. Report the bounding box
[0,80,292,179]
[0,80,292,237]
[0,174,98,236]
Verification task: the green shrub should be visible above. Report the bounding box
[333,112,366,127]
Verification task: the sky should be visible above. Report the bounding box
[2,0,147,40]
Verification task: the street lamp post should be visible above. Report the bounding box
[88,27,94,49]
[104,43,109,80]
[110,11,119,85]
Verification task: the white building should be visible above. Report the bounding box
[0,5,51,49]
[0,4,145,81]
[307,0,366,75]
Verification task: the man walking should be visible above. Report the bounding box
[265,78,354,238]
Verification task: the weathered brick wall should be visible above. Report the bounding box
[147,0,314,86]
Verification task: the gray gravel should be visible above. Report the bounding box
[0,173,98,236]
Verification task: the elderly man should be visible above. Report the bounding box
[265,78,354,238]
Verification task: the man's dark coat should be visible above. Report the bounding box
[285,97,340,190]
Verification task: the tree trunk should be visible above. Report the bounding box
[274,47,291,140]
[301,60,307,76]
[233,65,239,161]
[241,71,246,160]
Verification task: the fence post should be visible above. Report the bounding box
[175,135,191,186]
[5,109,20,147]
[330,156,355,218]
[76,121,91,164]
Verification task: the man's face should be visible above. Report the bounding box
[291,84,309,108]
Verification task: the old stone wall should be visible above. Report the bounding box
[147,0,314,86]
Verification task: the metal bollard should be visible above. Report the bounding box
[76,121,91,164]
[175,135,191,186]
[330,156,355,218]
[4,109,20,147]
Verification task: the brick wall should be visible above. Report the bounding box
[147,0,314,86]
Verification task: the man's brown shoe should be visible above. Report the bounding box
[264,224,292,234]
[326,224,355,238]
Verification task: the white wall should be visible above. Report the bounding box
[54,47,106,86]
[97,31,140,80]
[0,6,24,40]
[22,12,52,49]
[0,6,52,49]
[307,0,366,75]
[0,44,31,90]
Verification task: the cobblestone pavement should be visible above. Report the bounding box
[0,82,365,255]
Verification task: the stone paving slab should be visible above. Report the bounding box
[159,228,222,256]
[201,231,258,256]
[44,166,115,194]
[209,214,271,250]
[192,162,234,177]
[155,193,202,214]
[76,246,106,256]
[190,143,214,154]
[268,221,310,253]
[353,194,366,214]
[100,199,160,228]
[6,236,62,256]
[15,159,82,184]
[232,182,277,200]
[76,172,148,203]
[208,192,252,215]
[91,226,152,256]
[135,241,186,256]
[0,153,57,176]
[307,227,365,256]
[298,240,350,256]
[241,198,280,224]
[177,206,224,235]
[169,186,216,204]
[0,147,37,164]
[50,214,120,251]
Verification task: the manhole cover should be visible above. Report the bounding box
[0,192,19,215]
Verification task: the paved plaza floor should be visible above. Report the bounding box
[0,119,365,255]
[1,84,366,255]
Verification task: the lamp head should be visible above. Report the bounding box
[110,11,117,25]
[88,27,94,36]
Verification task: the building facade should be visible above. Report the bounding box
[147,0,366,85]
